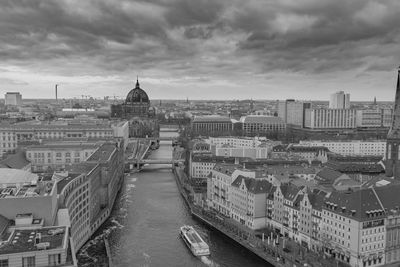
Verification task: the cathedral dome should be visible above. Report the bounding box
[125,79,149,104]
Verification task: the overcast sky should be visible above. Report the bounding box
[0,0,400,101]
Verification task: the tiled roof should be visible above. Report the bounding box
[0,215,10,237]
[212,163,241,175]
[281,183,304,202]
[231,176,272,194]
[374,184,400,215]
[315,167,344,184]
[324,189,385,221]
[325,162,384,174]
[308,189,327,211]
[328,154,382,163]
[288,146,329,153]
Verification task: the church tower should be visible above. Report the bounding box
[386,67,400,177]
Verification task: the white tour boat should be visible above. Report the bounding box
[180,225,210,256]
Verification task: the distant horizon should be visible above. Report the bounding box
[0,96,394,103]
[1,1,400,101]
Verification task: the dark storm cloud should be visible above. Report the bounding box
[0,0,400,99]
[235,0,400,72]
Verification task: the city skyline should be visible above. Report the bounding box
[1,0,400,100]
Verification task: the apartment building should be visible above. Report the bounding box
[230,176,272,230]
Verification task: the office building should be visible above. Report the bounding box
[26,142,99,172]
[191,116,234,136]
[278,100,311,128]
[329,91,350,109]
[304,108,357,129]
[240,115,286,136]
[0,119,128,157]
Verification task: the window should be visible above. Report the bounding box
[22,256,35,267]
[0,259,8,267]
[56,152,62,157]
[48,254,61,266]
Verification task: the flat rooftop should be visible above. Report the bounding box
[56,173,84,194]
[27,142,100,150]
[0,169,38,185]
[87,143,117,161]
[0,226,67,255]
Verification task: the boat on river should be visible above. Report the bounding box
[180,225,210,256]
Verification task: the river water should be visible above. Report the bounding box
[79,131,270,267]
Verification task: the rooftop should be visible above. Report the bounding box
[27,142,100,150]
[231,176,273,194]
[0,169,38,185]
[0,151,30,169]
[56,173,84,194]
[240,115,285,124]
[0,226,67,255]
[325,189,385,221]
[87,143,117,162]
[192,115,233,123]
[315,168,344,184]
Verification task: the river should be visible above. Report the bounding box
[79,131,270,267]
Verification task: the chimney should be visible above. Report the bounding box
[55,84,58,102]
[35,233,41,244]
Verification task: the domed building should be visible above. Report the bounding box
[111,79,154,119]
[111,78,158,138]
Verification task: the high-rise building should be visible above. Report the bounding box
[329,91,350,109]
[4,92,22,106]
[277,100,311,128]
[386,67,400,178]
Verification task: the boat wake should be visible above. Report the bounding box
[200,256,220,267]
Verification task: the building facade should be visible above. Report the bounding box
[299,140,386,157]
[240,115,286,136]
[304,109,357,129]
[329,91,350,109]
[4,92,22,106]
[278,100,311,128]
[191,116,234,136]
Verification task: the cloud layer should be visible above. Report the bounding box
[0,0,399,100]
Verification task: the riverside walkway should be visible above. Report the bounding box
[172,166,348,267]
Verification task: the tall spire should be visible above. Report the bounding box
[388,67,400,138]
[385,67,400,178]
[135,76,140,88]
